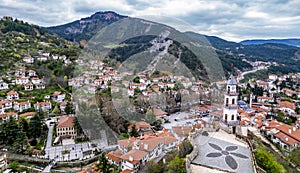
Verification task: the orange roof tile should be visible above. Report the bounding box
[57,116,75,128]
[106,149,122,163]
[120,149,148,165]
[274,132,298,146]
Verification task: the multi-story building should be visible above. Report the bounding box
[56,116,77,139]
[34,101,52,112]
[6,90,19,100]
[52,91,65,102]
[13,101,31,112]
[107,132,178,172]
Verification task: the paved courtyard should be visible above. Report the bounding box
[192,130,254,173]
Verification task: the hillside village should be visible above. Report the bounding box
[0,15,300,173]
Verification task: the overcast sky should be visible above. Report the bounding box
[0,0,299,42]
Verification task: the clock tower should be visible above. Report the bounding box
[223,74,239,125]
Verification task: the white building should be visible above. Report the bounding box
[6,90,19,100]
[52,91,65,102]
[0,82,8,90]
[34,101,52,111]
[56,116,77,139]
[16,77,29,85]
[23,56,34,64]
[13,101,31,112]
[222,74,239,126]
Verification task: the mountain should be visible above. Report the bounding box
[79,17,225,82]
[240,39,300,47]
[185,32,252,74]
[46,11,127,42]
[202,33,300,73]
[46,11,300,75]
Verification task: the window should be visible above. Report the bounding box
[232,98,235,105]
[226,98,229,107]
[225,114,228,121]
[231,115,234,120]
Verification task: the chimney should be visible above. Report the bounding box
[289,129,292,134]
[129,155,133,162]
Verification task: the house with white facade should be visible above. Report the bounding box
[6,90,19,100]
[52,91,65,102]
[0,112,18,122]
[16,77,29,85]
[34,101,52,112]
[108,132,178,172]
[0,81,8,90]
[23,83,34,91]
[13,101,31,112]
[0,100,12,110]
[27,70,37,77]
[23,56,34,64]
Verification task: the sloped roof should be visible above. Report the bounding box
[274,132,298,146]
[120,149,148,165]
[57,116,75,128]
[106,149,122,163]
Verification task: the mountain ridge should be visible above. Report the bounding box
[240,38,300,47]
[46,11,127,42]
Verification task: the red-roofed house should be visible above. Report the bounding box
[34,101,52,112]
[120,149,148,171]
[6,90,19,100]
[52,91,65,102]
[13,101,31,112]
[56,116,76,139]
[277,101,296,115]
[272,124,300,150]
[0,112,18,122]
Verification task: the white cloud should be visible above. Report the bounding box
[0,0,299,41]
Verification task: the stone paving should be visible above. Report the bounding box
[192,130,254,173]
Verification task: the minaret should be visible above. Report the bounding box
[223,74,239,125]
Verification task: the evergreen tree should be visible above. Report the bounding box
[5,116,20,145]
[96,153,115,173]
[65,102,73,114]
[130,124,139,137]
[19,117,29,132]
[73,117,83,135]
[28,114,43,139]
[13,131,28,154]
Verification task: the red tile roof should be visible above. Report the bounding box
[172,126,193,137]
[57,116,75,128]
[274,132,298,146]
[7,90,18,96]
[106,149,122,163]
[120,149,148,165]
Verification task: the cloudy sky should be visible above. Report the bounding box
[0,0,299,42]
